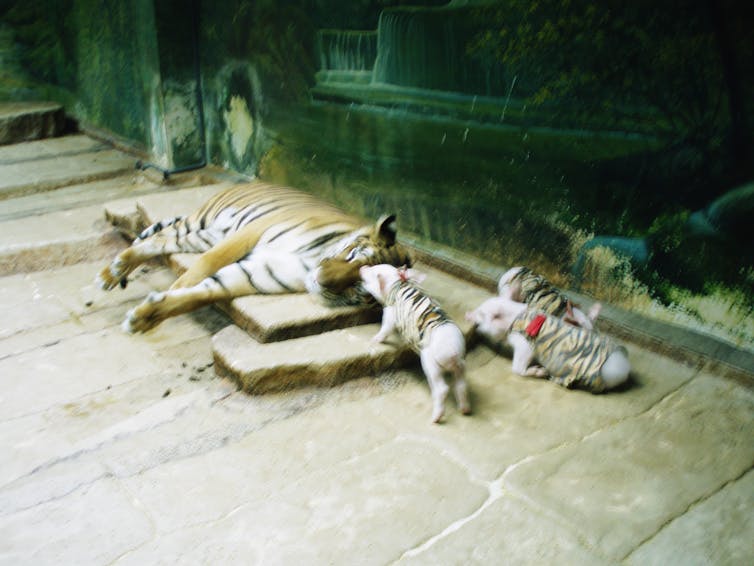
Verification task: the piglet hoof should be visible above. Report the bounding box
[431,408,445,424]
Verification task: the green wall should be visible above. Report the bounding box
[1,0,752,349]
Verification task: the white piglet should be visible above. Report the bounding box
[360,264,470,423]
[466,296,630,392]
[498,266,601,329]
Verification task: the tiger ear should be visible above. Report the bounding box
[403,268,426,285]
[375,214,397,245]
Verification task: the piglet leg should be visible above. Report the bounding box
[420,351,450,424]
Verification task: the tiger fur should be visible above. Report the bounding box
[97,182,412,333]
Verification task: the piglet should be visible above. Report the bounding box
[360,264,470,423]
[498,266,601,329]
[466,296,630,392]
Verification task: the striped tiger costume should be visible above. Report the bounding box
[499,266,572,317]
[510,308,625,392]
[384,280,452,352]
[97,182,412,333]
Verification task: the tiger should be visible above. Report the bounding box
[96,181,413,333]
[498,266,601,329]
[359,264,470,423]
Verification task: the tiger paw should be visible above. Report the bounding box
[96,257,129,291]
[122,292,165,333]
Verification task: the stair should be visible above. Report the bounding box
[0,101,64,145]
[0,103,229,275]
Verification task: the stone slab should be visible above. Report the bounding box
[0,101,64,145]
[0,478,152,564]
[0,202,126,276]
[0,146,136,200]
[346,340,700,481]
[503,373,754,561]
[0,134,104,164]
[213,323,417,393]
[396,490,606,565]
[0,262,179,349]
[118,438,488,566]
[625,468,754,565]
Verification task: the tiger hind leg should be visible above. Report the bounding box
[123,250,310,332]
[97,216,215,290]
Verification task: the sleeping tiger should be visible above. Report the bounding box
[97,182,413,333]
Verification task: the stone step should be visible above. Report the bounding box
[212,323,416,393]
[210,262,491,392]
[0,134,138,201]
[0,101,65,145]
[168,253,380,343]
[0,180,228,276]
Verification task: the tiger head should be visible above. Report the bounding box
[307,214,413,305]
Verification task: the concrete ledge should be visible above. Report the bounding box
[0,102,64,145]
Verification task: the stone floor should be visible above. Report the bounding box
[0,123,752,565]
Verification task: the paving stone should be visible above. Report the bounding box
[0,263,181,351]
[396,490,606,565]
[0,200,128,275]
[119,393,405,533]
[0,101,64,145]
[118,438,488,566]
[0,286,228,421]
[0,456,108,518]
[0,478,152,565]
[503,373,754,561]
[349,340,699,481]
[0,347,218,490]
[625,468,754,566]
